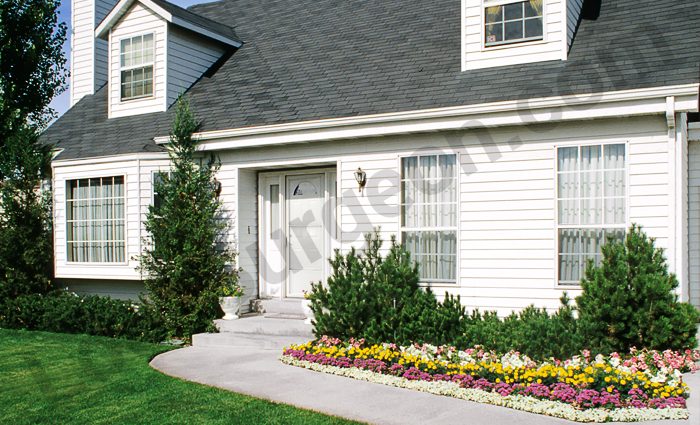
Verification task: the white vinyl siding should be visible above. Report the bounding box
[236,168,256,313]
[463,0,567,71]
[688,140,700,311]
[167,26,227,106]
[71,0,119,106]
[53,154,169,280]
[210,115,674,316]
[108,3,167,118]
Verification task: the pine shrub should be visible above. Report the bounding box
[310,230,469,346]
[137,98,238,341]
[577,224,699,355]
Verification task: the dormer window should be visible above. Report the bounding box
[120,33,154,101]
[484,0,543,47]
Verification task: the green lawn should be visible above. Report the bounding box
[0,329,363,425]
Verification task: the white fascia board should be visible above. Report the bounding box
[96,0,240,47]
[152,84,700,151]
[52,152,169,168]
[171,17,242,47]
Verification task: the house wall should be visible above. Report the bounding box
[688,140,700,311]
[52,154,170,282]
[234,168,257,314]
[167,26,227,106]
[463,0,568,71]
[71,0,119,106]
[108,2,168,118]
[58,278,146,301]
[214,114,676,316]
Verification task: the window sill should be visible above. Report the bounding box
[481,37,546,52]
[120,94,154,102]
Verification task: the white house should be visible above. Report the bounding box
[44,0,700,317]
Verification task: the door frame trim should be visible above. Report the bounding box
[257,167,337,299]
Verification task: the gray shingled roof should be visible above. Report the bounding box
[44,0,700,161]
[149,0,242,44]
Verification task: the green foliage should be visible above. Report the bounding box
[577,224,699,355]
[0,290,166,342]
[0,124,54,299]
[310,230,470,347]
[0,0,68,169]
[311,225,699,360]
[138,98,238,341]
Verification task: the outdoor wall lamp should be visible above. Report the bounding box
[212,178,222,199]
[354,167,367,193]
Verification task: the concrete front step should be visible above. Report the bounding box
[214,316,314,338]
[191,332,308,350]
[258,298,305,315]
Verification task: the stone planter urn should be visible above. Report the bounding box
[220,296,241,320]
[301,299,314,325]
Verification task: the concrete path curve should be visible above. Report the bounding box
[150,345,700,425]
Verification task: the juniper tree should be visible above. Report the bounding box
[138,98,238,341]
[576,224,699,355]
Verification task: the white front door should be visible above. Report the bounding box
[286,174,325,297]
[259,169,335,298]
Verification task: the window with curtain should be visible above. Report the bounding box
[66,176,126,263]
[401,154,458,283]
[485,0,543,47]
[557,144,626,284]
[120,33,154,100]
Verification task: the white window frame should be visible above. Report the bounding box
[482,0,545,49]
[554,142,630,287]
[66,176,127,264]
[398,152,460,286]
[119,33,155,101]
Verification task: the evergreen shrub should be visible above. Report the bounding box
[309,230,468,347]
[137,98,239,341]
[0,290,166,342]
[576,224,699,355]
[310,225,699,360]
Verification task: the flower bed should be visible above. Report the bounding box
[280,336,700,422]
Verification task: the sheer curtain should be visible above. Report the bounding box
[67,176,125,262]
[558,144,626,283]
[401,154,457,282]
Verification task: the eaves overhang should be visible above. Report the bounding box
[95,0,242,48]
[152,84,700,152]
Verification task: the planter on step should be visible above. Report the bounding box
[301,299,313,325]
[220,296,241,320]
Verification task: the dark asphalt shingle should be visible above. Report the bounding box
[43,0,700,161]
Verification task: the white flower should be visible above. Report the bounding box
[279,355,689,423]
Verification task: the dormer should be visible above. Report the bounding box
[94,0,242,119]
[462,0,584,70]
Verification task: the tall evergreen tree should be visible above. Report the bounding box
[0,0,66,296]
[0,125,54,299]
[0,0,67,177]
[577,225,699,354]
[138,98,238,340]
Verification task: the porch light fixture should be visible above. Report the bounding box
[354,167,367,193]
[212,178,222,199]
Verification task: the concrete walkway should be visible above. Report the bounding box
[150,345,700,425]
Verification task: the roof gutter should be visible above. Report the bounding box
[153,83,700,151]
